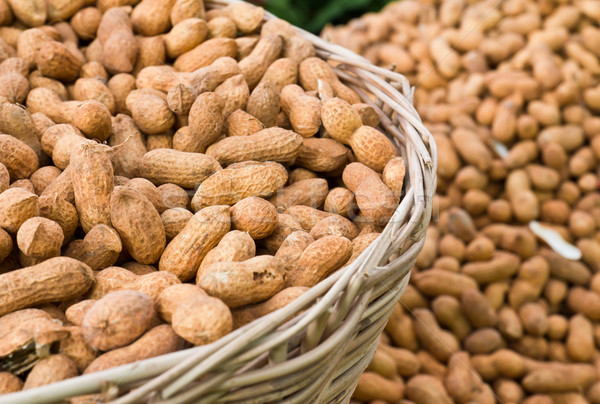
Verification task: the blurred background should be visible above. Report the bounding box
[254,0,391,33]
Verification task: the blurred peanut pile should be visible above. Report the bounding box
[0,0,411,397]
[325,0,600,403]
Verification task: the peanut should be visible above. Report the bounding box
[110,186,165,265]
[159,205,230,281]
[23,354,78,390]
[191,161,287,210]
[230,197,278,239]
[71,141,113,233]
[158,284,232,345]
[197,255,285,308]
[82,290,155,351]
[0,257,93,316]
[84,325,184,374]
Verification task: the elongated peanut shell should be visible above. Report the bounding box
[71,141,113,233]
[177,92,224,153]
[199,230,255,272]
[111,186,165,265]
[321,98,363,145]
[159,205,230,281]
[296,137,349,172]
[82,290,155,351]
[0,134,39,180]
[140,148,222,189]
[174,38,236,72]
[206,127,302,166]
[171,294,233,345]
[84,325,184,374]
[287,235,352,287]
[197,256,285,308]
[0,257,94,316]
[230,197,279,239]
[191,162,288,210]
[350,126,398,172]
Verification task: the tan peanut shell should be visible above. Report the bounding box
[0,187,38,233]
[321,98,363,145]
[287,235,352,287]
[264,213,303,253]
[110,186,166,265]
[174,37,236,72]
[206,127,302,166]
[0,162,8,193]
[199,230,255,272]
[350,126,399,172]
[285,205,332,231]
[82,290,156,351]
[66,224,122,271]
[191,161,287,210]
[296,137,349,172]
[225,2,264,34]
[164,18,208,58]
[161,207,193,239]
[214,74,249,118]
[178,91,224,153]
[0,134,39,180]
[343,162,398,226]
[275,230,313,272]
[299,57,360,104]
[0,372,23,394]
[226,109,265,136]
[259,58,298,90]
[158,183,189,209]
[0,309,69,360]
[126,178,168,214]
[65,300,96,326]
[197,255,285,308]
[171,293,233,345]
[0,257,93,316]
[0,227,12,263]
[246,80,280,127]
[16,217,63,259]
[87,266,180,301]
[35,41,82,82]
[280,84,321,137]
[269,178,329,211]
[30,166,62,195]
[232,286,309,328]
[230,197,278,239]
[324,187,355,217]
[239,34,283,89]
[23,354,78,390]
[71,141,113,233]
[72,100,112,142]
[38,194,78,242]
[84,325,184,374]
[159,205,230,281]
[59,326,97,373]
[157,284,206,323]
[309,214,358,240]
[382,156,406,198]
[140,148,222,189]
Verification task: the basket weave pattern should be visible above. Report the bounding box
[2,1,436,402]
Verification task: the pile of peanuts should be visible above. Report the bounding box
[0,0,409,397]
[324,0,600,403]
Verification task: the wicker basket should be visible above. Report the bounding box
[2,1,436,403]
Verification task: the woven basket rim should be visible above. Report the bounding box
[1,1,437,403]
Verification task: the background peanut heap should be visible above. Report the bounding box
[0,0,408,396]
[324,0,600,403]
